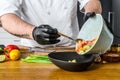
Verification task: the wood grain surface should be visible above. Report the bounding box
[0,46,120,80]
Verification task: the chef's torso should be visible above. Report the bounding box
[0,0,89,47]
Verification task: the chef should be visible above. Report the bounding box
[0,0,102,48]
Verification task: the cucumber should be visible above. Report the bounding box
[0,48,4,54]
[0,45,5,54]
[0,45,5,48]
[0,55,6,62]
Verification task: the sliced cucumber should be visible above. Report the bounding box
[0,55,6,62]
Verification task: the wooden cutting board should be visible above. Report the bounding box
[19,46,75,57]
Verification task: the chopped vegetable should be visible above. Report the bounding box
[68,59,76,63]
[21,55,51,63]
[0,55,6,62]
[75,37,98,55]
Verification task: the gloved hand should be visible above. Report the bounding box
[32,25,60,45]
[83,12,95,21]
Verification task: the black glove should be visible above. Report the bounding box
[83,12,96,21]
[32,25,60,45]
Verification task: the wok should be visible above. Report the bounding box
[48,52,96,72]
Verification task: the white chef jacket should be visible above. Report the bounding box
[0,0,89,48]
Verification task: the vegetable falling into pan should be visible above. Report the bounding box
[57,32,98,55]
[75,36,98,55]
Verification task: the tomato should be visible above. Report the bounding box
[0,55,6,62]
[4,44,19,53]
[4,44,20,58]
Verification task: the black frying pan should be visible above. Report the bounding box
[48,52,96,72]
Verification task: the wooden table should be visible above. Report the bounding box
[0,47,120,80]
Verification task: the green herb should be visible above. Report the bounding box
[21,55,51,63]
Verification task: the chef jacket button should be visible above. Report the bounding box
[64,7,67,9]
[47,12,51,15]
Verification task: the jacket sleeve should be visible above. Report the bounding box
[78,0,89,11]
[0,0,23,17]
